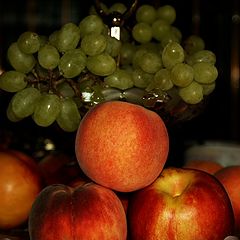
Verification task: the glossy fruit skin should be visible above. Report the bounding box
[75,101,169,192]
[127,167,234,240]
[215,166,240,236]
[28,182,127,240]
[0,150,43,229]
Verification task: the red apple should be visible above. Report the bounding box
[0,150,43,229]
[127,167,234,240]
[215,165,240,236]
[75,101,169,192]
[28,182,127,240]
[183,159,223,174]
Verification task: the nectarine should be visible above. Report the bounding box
[28,182,127,240]
[128,167,234,240]
[75,101,169,192]
[0,150,43,229]
[215,165,240,236]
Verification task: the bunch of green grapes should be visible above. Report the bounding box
[0,2,218,131]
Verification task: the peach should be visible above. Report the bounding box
[215,166,240,236]
[75,101,169,192]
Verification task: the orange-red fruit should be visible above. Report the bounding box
[0,150,43,229]
[128,167,234,240]
[215,165,240,235]
[183,159,223,174]
[28,183,127,240]
[75,101,169,192]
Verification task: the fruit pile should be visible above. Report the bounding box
[0,2,218,131]
[0,101,239,239]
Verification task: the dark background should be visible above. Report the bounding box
[0,0,239,166]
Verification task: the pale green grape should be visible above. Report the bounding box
[178,81,203,104]
[184,35,205,55]
[120,42,136,65]
[57,22,81,53]
[131,68,153,88]
[137,51,162,74]
[49,30,59,47]
[162,42,185,69]
[157,5,176,24]
[11,87,41,118]
[79,15,105,37]
[193,62,218,84]
[59,48,87,78]
[202,82,216,95]
[7,42,36,73]
[7,100,23,122]
[171,63,194,87]
[160,30,180,48]
[104,69,134,90]
[56,98,81,132]
[0,70,27,92]
[17,31,40,54]
[153,68,173,91]
[57,81,75,98]
[81,33,107,56]
[185,50,216,66]
[38,44,60,70]
[105,35,122,57]
[132,22,152,44]
[109,3,127,14]
[152,19,171,42]
[136,4,157,24]
[86,53,116,76]
[39,35,48,47]
[171,26,182,41]
[33,93,61,127]
[132,48,148,68]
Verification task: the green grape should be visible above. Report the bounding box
[59,48,87,78]
[33,93,61,127]
[7,42,36,73]
[171,63,194,87]
[86,53,116,76]
[193,62,218,84]
[0,70,27,92]
[178,81,203,104]
[132,48,148,68]
[131,68,153,88]
[49,30,59,47]
[152,68,173,91]
[57,22,81,53]
[138,42,161,53]
[104,69,134,90]
[185,50,216,66]
[57,81,75,98]
[137,51,162,74]
[171,26,182,41]
[105,35,122,57]
[38,44,60,70]
[157,5,176,24]
[132,22,152,44]
[184,35,205,55]
[136,4,157,24]
[162,42,185,69]
[109,3,127,14]
[17,31,40,54]
[202,82,216,95]
[152,19,171,42]
[56,98,81,132]
[160,30,180,48]
[39,35,48,47]
[81,33,107,56]
[11,87,41,118]
[120,43,136,66]
[79,15,105,37]
[6,100,23,122]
